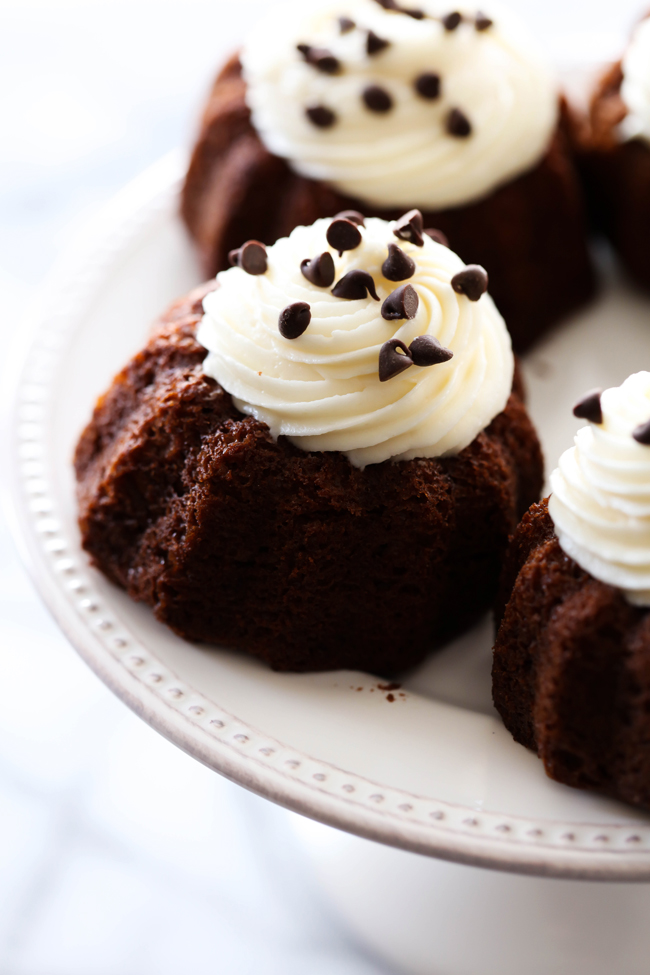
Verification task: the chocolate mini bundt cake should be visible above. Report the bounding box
[577,14,650,290]
[181,0,595,352]
[494,377,650,810]
[76,215,542,674]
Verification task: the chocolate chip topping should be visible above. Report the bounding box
[306,105,337,128]
[366,30,390,55]
[327,218,362,254]
[393,209,425,247]
[425,227,449,247]
[333,209,365,226]
[573,389,603,425]
[414,72,441,99]
[409,335,453,366]
[403,7,425,18]
[442,11,462,30]
[339,15,356,32]
[362,85,393,113]
[379,339,413,382]
[475,11,493,30]
[332,270,380,301]
[227,240,268,275]
[372,0,399,8]
[446,107,472,137]
[279,302,311,339]
[633,419,650,445]
[381,284,419,320]
[300,252,335,288]
[297,44,341,74]
[382,243,416,281]
[451,264,488,301]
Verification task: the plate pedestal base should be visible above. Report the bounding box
[291,814,650,975]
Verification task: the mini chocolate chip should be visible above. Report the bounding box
[475,11,493,30]
[446,107,472,137]
[327,218,362,254]
[415,72,441,99]
[425,227,449,247]
[382,243,415,281]
[367,30,390,55]
[379,339,413,382]
[228,240,268,275]
[451,264,488,301]
[633,419,650,445]
[279,302,311,339]
[373,0,399,8]
[301,46,341,74]
[363,85,393,112]
[394,209,425,247]
[573,389,603,424]
[381,284,419,320]
[409,335,453,366]
[442,11,462,29]
[306,105,337,128]
[333,209,365,226]
[301,252,335,288]
[332,270,380,300]
[403,8,425,18]
[339,15,356,32]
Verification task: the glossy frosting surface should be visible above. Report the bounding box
[198,216,513,467]
[241,0,557,209]
[549,372,650,607]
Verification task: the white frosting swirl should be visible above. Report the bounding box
[241,0,558,210]
[620,17,650,144]
[549,373,650,607]
[197,216,513,468]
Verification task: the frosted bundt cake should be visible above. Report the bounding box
[76,213,542,673]
[494,375,650,810]
[181,0,595,352]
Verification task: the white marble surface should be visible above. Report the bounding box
[0,0,646,970]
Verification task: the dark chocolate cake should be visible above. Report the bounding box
[181,55,595,353]
[493,498,650,811]
[75,282,542,674]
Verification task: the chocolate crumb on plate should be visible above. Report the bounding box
[363,85,393,112]
[332,270,380,300]
[415,72,441,99]
[425,228,449,246]
[382,243,415,281]
[306,105,337,128]
[379,338,413,381]
[301,252,335,287]
[446,107,472,137]
[633,419,650,445]
[327,218,362,254]
[573,389,603,424]
[442,11,462,30]
[339,15,356,32]
[333,209,365,226]
[366,30,391,55]
[279,302,311,339]
[394,209,424,247]
[409,334,453,366]
[228,240,268,275]
[475,11,493,30]
[381,284,419,320]
[451,264,488,300]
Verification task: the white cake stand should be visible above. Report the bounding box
[6,152,650,975]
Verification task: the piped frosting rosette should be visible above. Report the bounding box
[241,0,558,209]
[198,214,513,468]
[549,372,650,607]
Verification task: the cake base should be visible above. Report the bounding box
[181,56,596,353]
[75,283,542,675]
[493,498,650,812]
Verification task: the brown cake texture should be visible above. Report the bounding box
[577,52,650,291]
[180,55,595,353]
[493,497,650,811]
[75,282,543,675]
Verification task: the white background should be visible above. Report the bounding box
[0,0,645,970]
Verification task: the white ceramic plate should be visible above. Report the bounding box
[7,151,650,881]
